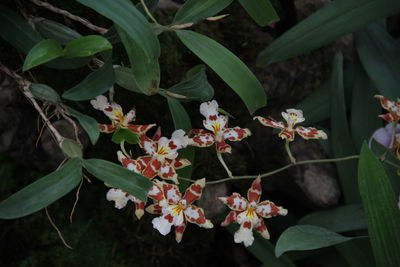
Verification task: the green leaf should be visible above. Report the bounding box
[30,83,60,102]
[83,159,153,201]
[60,139,83,159]
[0,158,82,219]
[226,224,296,267]
[275,225,364,257]
[167,97,194,191]
[63,35,112,58]
[173,0,233,24]
[335,239,376,267]
[350,66,381,152]
[77,0,160,59]
[115,25,160,95]
[167,65,214,102]
[114,66,142,93]
[63,105,100,145]
[329,52,359,204]
[257,0,400,65]
[62,54,115,101]
[35,19,82,45]
[298,204,367,233]
[111,128,139,145]
[238,0,279,27]
[176,30,266,114]
[23,39,64,71]
[358,143,400,267]
[355,22,400,99]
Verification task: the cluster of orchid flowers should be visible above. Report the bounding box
[90,94,400,246]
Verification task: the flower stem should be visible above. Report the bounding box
[217,152,233,178]
[140,0,159,24]
[285,140,296,163]
[120,140,130,158]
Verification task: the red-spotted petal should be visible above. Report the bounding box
[146,203,163,214]
[175,221,187,243]
[128,123,156,134]
[256,200,288,218]
[254,116,286,129]
[168,158,191,170]
[184,205,213,228]
[121,158,142,173]
[183,178,205,205]
[375,95,400,112]
[223,127,251,142]
[234,220,254,247]
[139,134,157,155]
[190,130,215,147]
[221,211,240,226]
[99,124,116,133]
[278,129,295,141]
[255,220,270,240]
[136,156,152,170]
[215,140,232,153]
[295,126,327,140]
[147,182,165,203]
[247,176,262,203]
[142,159,162,179]
[132,198,145,219]
[160,182,182,204]
[219,193,248,211]
[379,113,400,123]
[159,162,179,184]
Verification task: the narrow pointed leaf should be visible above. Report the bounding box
[63,105,100,145]
[61,139,83,159]
[257,0,400,65]
[83,159,153,201]
[30,83,60,102]
[35,19,82,44]
[114,66,142,93]
[63,35,112,58]
[275,225,364,257]
[173,0,233,25]
[23,39,64,71]
[238,0,279,27]
[355,22,400,99]
[176,30,266,114]
[358,143,400,267]
[0,158,82,219]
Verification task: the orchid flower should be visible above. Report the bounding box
[219,177,287,247]
[189,100,251,153]
[138,129,191,184]
[146,179,213,243]
[91,95,155,134]
[254,109,327,142]
[375,95,400,123]
[105,151,166,219]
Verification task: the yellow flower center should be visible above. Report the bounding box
[157,146,169,155]
[212,121,221,133]
[172,204,184,215]
[113,110,125,125]
[246,207,256,219]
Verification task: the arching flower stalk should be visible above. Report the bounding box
[254,109,327,163]
[189,100,251,176]
[147,179,213,243]
[91,95,155,134]
[219,177,287,247]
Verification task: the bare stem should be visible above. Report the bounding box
[217,152,233,178]
[140,0,159,24]
[285,140,296,163]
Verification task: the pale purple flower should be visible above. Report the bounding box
[369,123,400,148]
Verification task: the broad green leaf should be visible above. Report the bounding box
[115,25,160,95]
[167,97,194,191]
[62,54,115,101]
[114,66,142,93]
[63,35,112,58]
[329,52,359,204]
[298,204,366,233]
[257,0,400,65]
[35,19,82,44]
[176,30,266,114]
[167,65,214,102]
[295,66,356,126]
[358,143,400,267]
[226,224,296,267]
[23,39,64,71]
[355,22,400,99]
[63,105,100,145]
[275,225,364,257]
[0,158,82,219]
[83,159,153,201]
[173,0,233,24]
[111,128,139,145]
[61,139,83,159]
[77,0,160,58]
[238,0,279,27]
[350,66,381,152]
[30,83,60,102]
